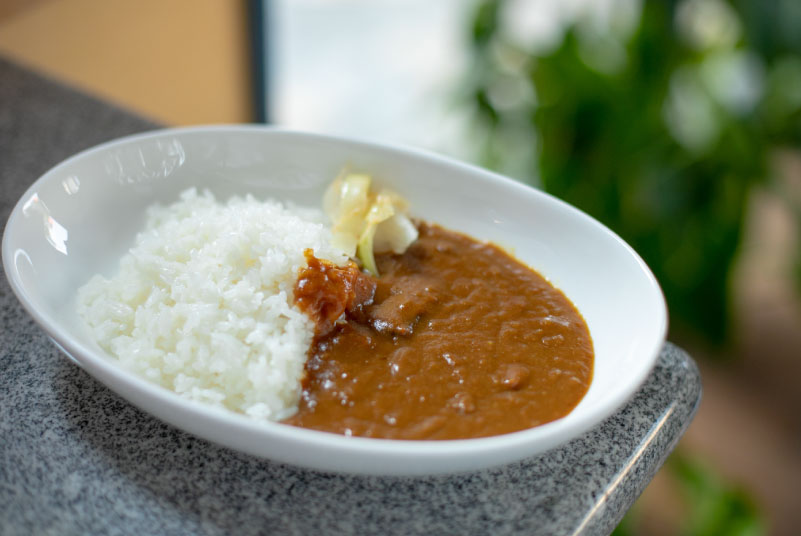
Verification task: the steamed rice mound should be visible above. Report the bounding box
[76,188,348,421]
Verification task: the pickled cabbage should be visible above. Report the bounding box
[323,171,418,276]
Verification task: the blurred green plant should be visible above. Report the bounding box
[670,453,764,536]
[463,0,801,346]
[611,453,765,536]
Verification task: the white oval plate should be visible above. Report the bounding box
[2,126,666,475]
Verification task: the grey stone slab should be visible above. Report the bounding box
[0,56,701,536]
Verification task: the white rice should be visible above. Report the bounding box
[76,188,348,421]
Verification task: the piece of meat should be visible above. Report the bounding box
[366,275,439,336]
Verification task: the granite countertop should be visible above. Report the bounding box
[0,57,702,536]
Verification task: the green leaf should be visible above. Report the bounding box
[470,0,501,48]
[669,454,765,536]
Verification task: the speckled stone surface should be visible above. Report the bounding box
[0,57,702,536]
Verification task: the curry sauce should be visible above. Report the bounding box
[286,223,593,439]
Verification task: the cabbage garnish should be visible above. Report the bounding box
[357,192,396,276]
[324,172,418,276]
[374,213,419,254]
[323,172,371,257]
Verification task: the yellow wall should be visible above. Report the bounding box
[0,0,254,124]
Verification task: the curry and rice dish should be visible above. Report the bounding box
[77,171,593,440]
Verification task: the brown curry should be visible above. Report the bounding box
[286,223,593,440]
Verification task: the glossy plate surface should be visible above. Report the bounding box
[2,126,667,475]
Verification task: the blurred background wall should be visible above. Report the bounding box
[0,0,253,123]
[1,1,800,534]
